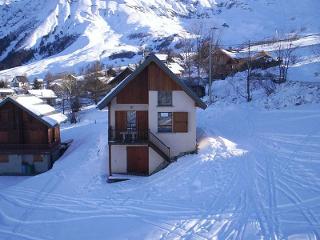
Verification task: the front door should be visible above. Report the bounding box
[127,146,149,175]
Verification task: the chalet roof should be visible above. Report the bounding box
[28,89,57,99]
[97,54,207,110]
[107,67,134,85]
[0,88,15,94]
[0,96,67,127]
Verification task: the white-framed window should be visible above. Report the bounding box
[158,91,172,106]
[158,112,172,132]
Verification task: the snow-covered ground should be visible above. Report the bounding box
[0,97,319,239]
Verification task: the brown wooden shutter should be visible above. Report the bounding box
[115,111,127,131]
[136,111,148,139]
[173,112,188,133]
[48,128,53,144]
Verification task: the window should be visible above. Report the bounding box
[158,112,172,132]
[0,154,9,163]
[127,111,136,131]
[158,91,172,106]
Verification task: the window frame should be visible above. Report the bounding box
[127,111,137,131]
[158,112,173,133]
[157,91,173,106]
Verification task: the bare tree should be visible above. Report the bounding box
[61,74,81,123]
[204,28,222,104]
[44,72,55,89]
[245,41,253,102]
[181,36,194,80]
[191,22,204,78]
[275,34,296,83]
[82,61,109,104]
[0,79,8,88]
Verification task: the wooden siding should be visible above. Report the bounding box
[116,68,148,104]
[127,146,149,175]
[148,63,182,91]
[0,102,61,148]
[173,112,188,133]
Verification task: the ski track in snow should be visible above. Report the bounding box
[0,105,320,239]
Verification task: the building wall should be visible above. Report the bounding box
[149,147,165,174]
[110,145,128,173]
[110,145,165,175]
[0,154,51,175]
[148,90,197,157]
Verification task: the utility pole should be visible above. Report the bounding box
[208,28,214,104]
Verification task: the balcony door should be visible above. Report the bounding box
[115,111,148,140]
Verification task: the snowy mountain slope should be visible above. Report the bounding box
[0,98,320,239]
[0,0,319,80]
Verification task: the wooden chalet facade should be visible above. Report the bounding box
[98,54,206,176]
[0,96,67,175]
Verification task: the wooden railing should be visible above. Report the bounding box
[108,127,148,143]
[108,127,171,159]
[148,131,170,159]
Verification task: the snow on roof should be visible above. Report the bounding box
[7,96,67,127]
[167,62,184,75]
[0,88,15,93]
[154,53,168,61]
[219,48,238,58]
[28,89,57,99]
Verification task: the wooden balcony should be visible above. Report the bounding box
[108,127,148,144]
[108,127,171,161]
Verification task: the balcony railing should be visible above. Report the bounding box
[108,127,148,143]
[108,127,170,159]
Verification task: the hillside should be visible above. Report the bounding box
[0,0,319,81]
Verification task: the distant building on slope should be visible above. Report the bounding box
[0,96,67,175]
[97,54,206,178]
[28,89,58,106]
[11,76,29,89]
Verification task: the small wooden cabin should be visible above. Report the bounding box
[0,96,67,175]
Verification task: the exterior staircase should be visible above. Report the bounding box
[148,131,171,163]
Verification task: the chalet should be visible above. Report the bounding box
[211,48,239,79]
[0,96,67,175]
[0,88,15,99]
[28,89,58,106]
[11,76,29,89]
[97,54,206,176]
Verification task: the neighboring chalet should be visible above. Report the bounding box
[209,48,279,79]
[97,54,206,176]
[28,89,58,106]
[0,96,67,175]
[11,76,29,89]
[211,48,239,79]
